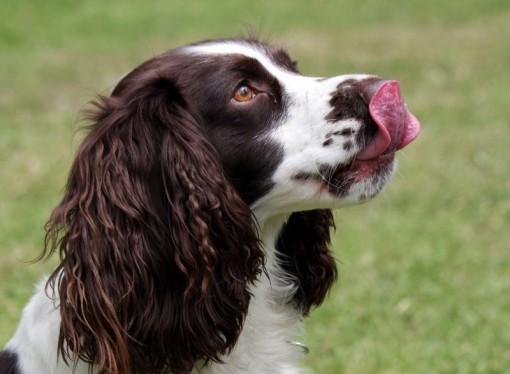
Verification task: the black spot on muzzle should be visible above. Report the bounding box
[325,78,384,149]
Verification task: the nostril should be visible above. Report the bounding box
[359,78,388,105]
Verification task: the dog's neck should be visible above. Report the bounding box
[256,213,288,266]
[225,211,306,370]
[254,212,300,308]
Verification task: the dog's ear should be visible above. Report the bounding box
[43,65,264,373]
[276,209,337,315]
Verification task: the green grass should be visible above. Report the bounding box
[1,1,509,372]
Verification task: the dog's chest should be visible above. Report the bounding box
[201,274,304,374]
[201,234,305,374]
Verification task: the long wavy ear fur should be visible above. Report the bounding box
[43,67,264,374]
[276,209,337,315]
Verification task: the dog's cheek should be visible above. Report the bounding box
[207,125,284,205]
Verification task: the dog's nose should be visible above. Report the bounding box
[359,78,388,105]
[356,79,421,160]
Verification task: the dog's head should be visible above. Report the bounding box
[179,40,419,213]
[44,39,420,373]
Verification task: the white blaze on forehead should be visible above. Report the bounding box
[183,41,301,81]
[183,40,372,92]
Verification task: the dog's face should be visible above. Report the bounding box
[114,39,420,218]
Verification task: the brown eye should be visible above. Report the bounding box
[233,84,255,102]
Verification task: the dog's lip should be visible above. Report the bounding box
[356,151,395,163]
[330,152,395,181]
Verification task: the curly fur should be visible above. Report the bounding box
[276,210,337,315]
[42,71,264,374]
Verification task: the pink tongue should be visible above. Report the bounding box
[356,81,421,161]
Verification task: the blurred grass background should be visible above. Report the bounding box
[1,0,509,372]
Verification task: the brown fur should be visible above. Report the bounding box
[42,68,264,374]
[276,210,337,315]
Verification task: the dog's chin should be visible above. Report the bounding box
[323,152,396,201]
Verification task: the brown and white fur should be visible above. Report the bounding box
[1,39,420,374]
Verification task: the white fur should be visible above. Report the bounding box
[5,41,395,373]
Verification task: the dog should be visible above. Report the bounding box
[0,38,420,374]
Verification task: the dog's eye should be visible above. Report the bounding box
[233,84,255,102]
